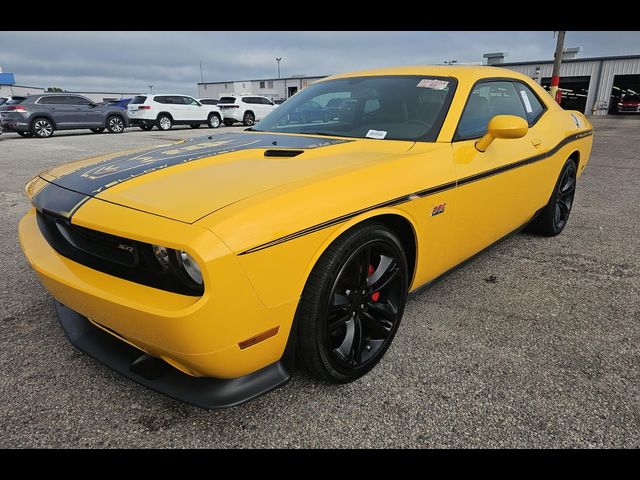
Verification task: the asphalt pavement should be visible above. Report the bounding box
[0,118,638,448]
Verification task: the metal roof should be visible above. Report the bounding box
[501,54,640,66]
[198,75,327,85]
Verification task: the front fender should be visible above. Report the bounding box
[235,207,420,307]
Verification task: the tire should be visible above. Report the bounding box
[32,118,54,138]
[242,111,255,126]
[106,116,125,134]
[190,124,201,129]
[17,131,34,138]
[207,113,221,129]
[223,119,235,127]
[90,128,105,134]
[139,124,153,131]
[526,158,577,236]
[157,114,173,131]
[296,223,408,383]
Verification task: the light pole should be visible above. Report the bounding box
[550,31,566,104]
[148,84,153,94]
[276,57,282,79]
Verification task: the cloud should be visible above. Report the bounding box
[0,31,638,95]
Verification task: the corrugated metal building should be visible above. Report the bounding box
[197,75,326,101]
[494,54,640,115]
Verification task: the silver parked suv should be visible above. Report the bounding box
[0,93,129,138]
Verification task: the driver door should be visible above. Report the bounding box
[451,80,542,264]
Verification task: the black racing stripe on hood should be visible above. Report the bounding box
[32,132,351,219]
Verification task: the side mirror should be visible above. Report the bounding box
[475,115,528,152]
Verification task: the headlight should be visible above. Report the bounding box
[152,244,203,289]
[152,244,170,270]
[175,250,203,285]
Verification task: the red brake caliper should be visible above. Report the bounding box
[368,265,380,302]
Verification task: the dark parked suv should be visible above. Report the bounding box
[0,94,129,138]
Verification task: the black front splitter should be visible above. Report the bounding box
[54,301,292,409]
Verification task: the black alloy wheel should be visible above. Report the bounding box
[526,158,577,236]
[242,111,255,126]
[297,223,408,383]
[223,118,235,127]
[90,128,105,134]
[32,118,54,138]
[139,124,154,131]
[190,123,201,129]
[554,163,577,230]
[106,116,125,133]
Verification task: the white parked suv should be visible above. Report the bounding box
[127,94,223,131]
[218,95,277,126]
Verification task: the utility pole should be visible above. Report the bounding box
[148,84,153,94]
[199,61,204,83]
[550,31,566,104]
[276,57,282,79]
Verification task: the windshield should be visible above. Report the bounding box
[254,75,456,142]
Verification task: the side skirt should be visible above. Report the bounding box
[408,208,544,301]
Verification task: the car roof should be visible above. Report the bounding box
[149,93,194,97]
[320,65,534,84]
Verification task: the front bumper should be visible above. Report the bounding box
[19,201,298,381]
[54,301,291,409]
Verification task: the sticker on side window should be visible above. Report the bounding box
[366,129,387,139]
[519,90,533,113]
[417,79,449,90]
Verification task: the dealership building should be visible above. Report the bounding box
[197,75,326,102]
[488,52,640,115]
[0,68,142,102]
[198,51,640,116]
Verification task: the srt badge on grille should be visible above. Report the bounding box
[117,244,134,253]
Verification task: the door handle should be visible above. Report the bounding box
[532,138,542,148]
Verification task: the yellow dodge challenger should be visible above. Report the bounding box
[18,66,593,408]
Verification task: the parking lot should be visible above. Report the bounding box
[0,117,638,448]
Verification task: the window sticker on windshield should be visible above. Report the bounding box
[417,79,449,90]
[519,90,533,113]
[366,129,387,139]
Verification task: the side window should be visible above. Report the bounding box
[261,97,273,105]
[68,96,92,105]
[457,81,527,139]
[170,96,184,104]
[242,97,252,104]
[514,83,545,124]
[42,96,68,105]
[182,97,199,105]
[154,96,169,104]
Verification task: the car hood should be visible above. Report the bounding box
[37,132,415,223]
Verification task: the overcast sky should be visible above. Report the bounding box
[1,31,638,95]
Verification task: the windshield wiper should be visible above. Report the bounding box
[296,131,349,138]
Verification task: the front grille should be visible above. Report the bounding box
[36,211,202,296]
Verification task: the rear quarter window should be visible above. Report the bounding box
[219,97,236,104]
[130,96,147,104]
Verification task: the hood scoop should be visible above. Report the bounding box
[264,149,304,158]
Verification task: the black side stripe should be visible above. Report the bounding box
[239,129,593,255]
